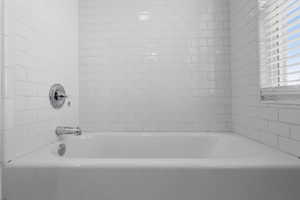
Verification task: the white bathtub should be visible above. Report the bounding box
[5,132,300,200]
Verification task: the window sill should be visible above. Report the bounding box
[260,99,300,106]
[260,87,300,105]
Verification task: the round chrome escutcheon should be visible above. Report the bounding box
[49,83,67,109]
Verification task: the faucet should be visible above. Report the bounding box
[55,126,82,136]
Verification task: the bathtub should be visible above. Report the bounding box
[5,132,300,200]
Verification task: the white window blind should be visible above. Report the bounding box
[260,0,300,101]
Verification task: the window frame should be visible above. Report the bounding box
[259,0,300,105]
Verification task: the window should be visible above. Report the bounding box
[259,0,300,103]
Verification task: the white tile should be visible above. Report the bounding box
[290,125,300,141]
[279,109,300,124]
[268,121,290,137]
[3,0,79,161]
[79,0,231,131]
[279,136,300,156]
[230,0,300,156]
[3,67,15,98]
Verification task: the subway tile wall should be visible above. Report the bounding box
[79,0,232,132]
[3,0,79,162]
[0,0,3,197]
[230,0,300,156]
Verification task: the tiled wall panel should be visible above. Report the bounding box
[230,0,300,157]
[0,0,3,197]
[79,0,232,132]
[3,0,79,161]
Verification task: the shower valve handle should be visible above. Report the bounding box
[55,91,68,100]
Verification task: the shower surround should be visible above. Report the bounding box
[3,0,233,163]
[3,0,79,162]
[3,0,300,200]
[79,0,232,132]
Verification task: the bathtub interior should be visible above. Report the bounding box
[6,132,300,170]
[60,132,296,159]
